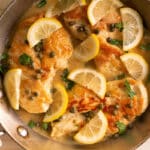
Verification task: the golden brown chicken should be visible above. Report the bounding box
[8,13,73,113]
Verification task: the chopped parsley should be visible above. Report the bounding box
[116,121,126,135]
[0,53,9,74]
[107,38,123,47]
[0,53,9,60]
[124,80,136,99]
[66,80,75,90]
[115,73,126,80]
[61,69,75,90]
[41,122,49,131]
[36,0,47,8]
[28,120,36,128]
[114,22,124,32]
[109,22,123,32]
[61,68,69,82]
[140,43,150,51]
[19,53,33,67]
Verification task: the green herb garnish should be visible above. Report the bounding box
[41,122,49,130]
[0,53,10,74]
[0,53,9,61]
[115,73,126,80]
[37,0,47,8]
[28,120,36,128]
[109,22,123,32]
[19,53,33,67]
[140,43,150,51]
[61,69,75,90]
[115,22,124,32]
[124,80,136,99]
[107,38,123,47]
[61,69,69,82]
[116,121,126,135]
[0,65,9,74]
[66,80,75,90]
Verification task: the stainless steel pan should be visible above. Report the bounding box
[0,0,150,149]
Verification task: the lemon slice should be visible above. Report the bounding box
[111,0,124,8]
[45,0,86,18]
[74,34,99,62]
[68,69,106,99]
[79,0,87,6]
[120,7,144,51]
[87,0,112,25]
[27,18,62,47]
[133,81,148,114]
[87,0,123,26]
[120,53,149,80]
[74,110,108,144]
[4,69,22,110]
[43,84,68,122]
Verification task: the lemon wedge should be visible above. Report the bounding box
[74,34,99,62]
[87,0,123,26]
[68,69,106,99]
[87,0,112,26]
[4,69,22,110]
[27,18,62,47]
[120,53,149,80]
[133,81,148,114]
[120,7,144,51]
[43,83,68,122]
[74,110,108,144]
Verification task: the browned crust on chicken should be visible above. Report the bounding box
[8,13,73,113]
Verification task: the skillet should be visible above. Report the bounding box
[0,0,150,149]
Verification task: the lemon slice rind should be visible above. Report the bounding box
[120,7,144,51]
[43,83,68,122]
[4,69,22,110]
[74,110,108,144]
[68,69,106,99]
[27,18,62,48]
[74,34,100,62]
[134,81,149,114]
[120,53,148,80]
